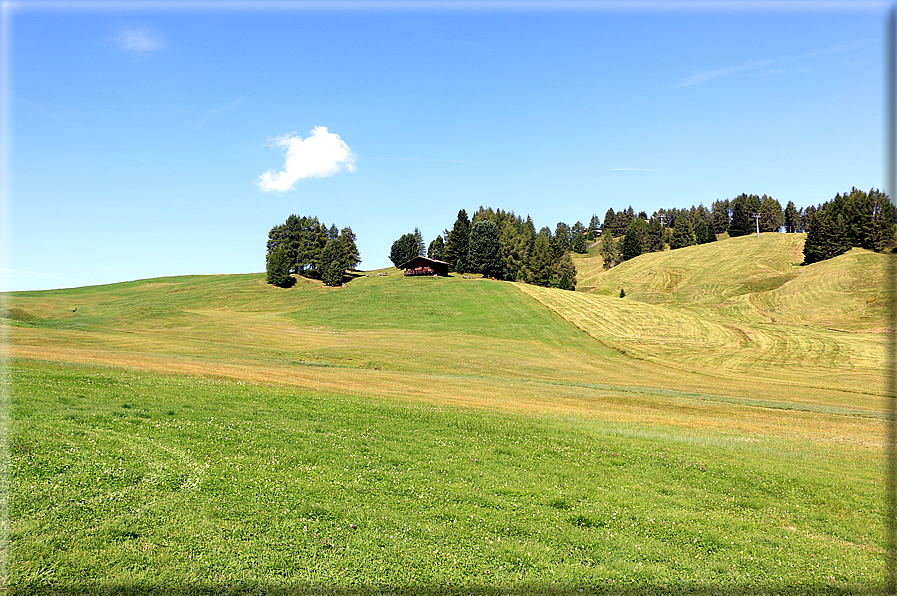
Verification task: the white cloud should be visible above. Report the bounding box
[116,29,166,54]
[256,127,357,192]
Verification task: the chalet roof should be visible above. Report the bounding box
[396,255,453,269]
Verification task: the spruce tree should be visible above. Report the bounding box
[669,213,694,249]
[526,235,554,286]
[645,217,665,252]
[468,220,503,278]
[444,209,470,272]
[500,220,529,282]
[413,228,426,257]
[784,201,800,233]
[389,233,419,267]
[599,229,618,270]
[554,251,577,291]
[321,238,349,286]
[339,227,361,270]
[758,195,784,232]
[266,245,293,287]
[621,219,644,261]
[427,235,445,261]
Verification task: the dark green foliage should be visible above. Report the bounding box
[500,219,530,282]
[599,229,618,270]
[803,214,849,264]
[413,228,426,258]
[266,215,349,279]
[669,213,694,250]
[468,220,503,278]
[587,214,601,240]
[728,194,761,237]
[339,227,361,270]
[265,245,293,288]
[570,221,589,254]
[645,217,665,252]
[550,222,571,262]
[693,216,714,245]
[619,288,625,298]
[552,251,577,291]
[427,235,445,261]
[711,199,730,234]
[621,218,645,261]
[784,201,800,233]
[444,210,470,272]
[526,235,554,286]
[759,195,784,232]
[389,233,420,267]
[320,238,350,287]
[803,188,895,263]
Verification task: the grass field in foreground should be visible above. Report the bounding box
[3,233,892,593]
[10,360,883,594]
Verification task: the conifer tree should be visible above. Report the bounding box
[599,229,618,270]
[645,217,665,252]
[587,214,601,240]
[468,220,503,278]
[427,235,445,261]
[669,213,694,249]
[321,238,349,286]
[389,233,419,267]
[784,201,800,233]
[525,235,553,286]
[621,218,645,260]
[500,220,529,282]
[444,209,470,272]
[339,226,361,270]
[413,228,426,257]
[553,251,577,291]
[265,245,293,287]
[758,195,784,232]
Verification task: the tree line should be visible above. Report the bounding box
[266,214,360,287]
[390,207,591,291]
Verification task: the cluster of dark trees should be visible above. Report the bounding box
[391,207,585,290]
[802,187,895,264]
[597,188,894,269]
[266,214,360,287]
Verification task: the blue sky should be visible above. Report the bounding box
[1,1,890,291]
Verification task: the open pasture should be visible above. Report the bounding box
[3,233,891,593]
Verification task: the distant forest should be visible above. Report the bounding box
[390,187,894,291]
[264,187,894,290]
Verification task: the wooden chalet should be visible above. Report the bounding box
[397,256,452,277]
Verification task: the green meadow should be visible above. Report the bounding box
[3,233,891,594]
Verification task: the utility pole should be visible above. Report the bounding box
[752,213,761,237]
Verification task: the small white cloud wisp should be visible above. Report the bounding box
[257,126,357,192]
[116,29,165,54]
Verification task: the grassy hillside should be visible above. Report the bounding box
[3,237,892,592]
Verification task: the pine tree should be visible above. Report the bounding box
[468,220,503,278]
[427,235,445,261]
[320,238,349,286]
[339,227,361,270]
[784,201,800,233]
[553,251,577,291]
[444,209,470,272]
[525,235,553,286]
[757,196,783,232]
[669,213,694,249]
[265,245,293,288]
[500,220,529,282]
[693,216,711,245]
[645,217,665,252]
[728,194,760,237]
[587,214,601,240]
[599,229,618,270]
[413,227,426,257]
[711,199,730,234]
[621,218,645,261]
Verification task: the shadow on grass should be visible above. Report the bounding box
[11,583,883,595]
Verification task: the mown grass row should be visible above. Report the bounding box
[10,360,884,594]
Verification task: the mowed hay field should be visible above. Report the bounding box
[2,232,891,594]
